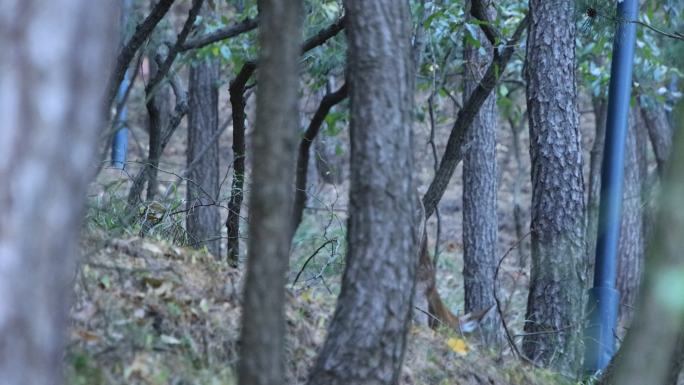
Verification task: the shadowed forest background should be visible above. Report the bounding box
[1,0,684,385]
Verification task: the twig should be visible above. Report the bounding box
[493,231,531,359]
[629,19,684,41]
[292,239,338,288]
[414,306,445,327]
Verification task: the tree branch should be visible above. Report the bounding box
[470,0,499,46]
[180,17,259,51]
[301,16,346,53]
[291,83,348,234]
[145,0,205,96]
[421,13,529,218]
[104,0,175,116]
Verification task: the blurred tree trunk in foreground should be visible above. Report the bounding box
[237,0,303,384]
[0,1,116,384]
[306,0,419,384]
[599,92,684,385]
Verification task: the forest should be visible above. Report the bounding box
[1,0,684,384]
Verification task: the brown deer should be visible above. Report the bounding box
[416,232,494,334]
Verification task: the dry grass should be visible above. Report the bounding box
[66,232,572,385]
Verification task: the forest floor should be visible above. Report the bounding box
[77,78,605,384]
[66,232,573,385]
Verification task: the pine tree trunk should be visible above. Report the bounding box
[0,1,115,384]
[587,96,607,272]
[461,0,501,347]
[306,1,418,384]
[616,107,646,323]
[186,51,221,257]
[237,0,303,384]
[522,0,585,373]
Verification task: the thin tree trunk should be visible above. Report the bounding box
[186,46,221,257]
[461,0,501,347]
[237,0,303,384]
[640,98,673,177]
[616,107,646,323]
[0,2,115,384]
[306,1,417,384]
[291,83,348,237]
[587,96,607,272]
[522,0,585,373]
[127,50,171,206]
[509,117,527,267]
[225,62,255,266]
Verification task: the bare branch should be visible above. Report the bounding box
[104,0,175,116]
[292,83,348,234]
[145,0,205,96]
[421,13,529,218]
[180,17,259,52]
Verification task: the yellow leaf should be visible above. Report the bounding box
[446,337,469,356]
[300,289,313,302]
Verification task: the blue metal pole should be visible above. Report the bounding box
[584,0,639,375]
[110,0,133,169]
[111,72,130,169]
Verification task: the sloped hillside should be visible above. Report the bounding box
[67,232,571,385]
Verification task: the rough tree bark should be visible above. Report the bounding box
[0,1,115,384]
[616,107,646,323]
[522,0,585,373]
[237,0,302,384]
[461,0,501,347]
[186,31,221,257]
[306,1,418,384]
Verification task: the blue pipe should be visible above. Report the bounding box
[584,0,639,374]
[111,72,130,169]
[110,0,133,169]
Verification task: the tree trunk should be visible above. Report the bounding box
[522,0,585,373]
[587,96,607,273]
[186,46,221,257]
[0,1,115,384]
[616,107,646,323]
[226,62,255,266]
[306,1,418,384]
[640,99,673,177]
[127,48,171,206]
[461,0,501,347]
[598,99,684,385]
[237,0,302,384]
